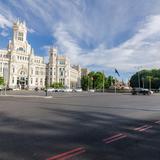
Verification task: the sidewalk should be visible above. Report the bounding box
[0,94,52,98]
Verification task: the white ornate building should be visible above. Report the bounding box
[0,20,81,89]
[46,48,81,89]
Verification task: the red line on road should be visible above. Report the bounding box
[46,147,85,160]
[104,134,127,144]
[155,120,160,124]
[133,125,149,131]
[103,133,123,142]
[58,149,86,160]
[138,125,152,132]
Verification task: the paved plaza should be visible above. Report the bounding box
[0,92,160,160]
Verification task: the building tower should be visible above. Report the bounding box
[48,48,58,85]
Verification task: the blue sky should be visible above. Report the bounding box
[0,0,160,81]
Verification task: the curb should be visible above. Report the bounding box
[0,95,52,98]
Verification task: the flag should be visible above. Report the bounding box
[115,68,120,77]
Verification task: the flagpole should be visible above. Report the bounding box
[114,68,120,94]
[114,77,116,94]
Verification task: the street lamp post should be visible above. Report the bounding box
[102,71,104,93]
[114,78,117,94]
[45,78,48,96]
[138,71,140,88]
[142,77,144,89]
[149,78,151,91]
[135,66,143,88]
[88,75,89,91]
[91,77,94,89]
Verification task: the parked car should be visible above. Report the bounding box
[131,88,152,95]
[47,88,55,92]
[89,89,95,92]
[64,88,73,92]
[35,87,39,91]
[73,88,83,92]
[58,88,65,92]
[13,88,20,91]
[6,87,13,91]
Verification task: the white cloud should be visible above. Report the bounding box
[44,56,49,63]
[78,15,160,71]
[54,14,160,72]
[28,28,35,33]
[1,0,160,74]
[0,30,8,37]
[0,14,12,29]
[53,23,83,64]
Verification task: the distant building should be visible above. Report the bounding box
[0,20,82,89]
[81,68,90,77]
[109,80,130,90]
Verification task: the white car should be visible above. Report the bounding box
[64,88,73,92]
[73,88,82,92]
[89,89,95,92]
[149,90,154,94]
[13,88,20,91]
[47,88,55,92]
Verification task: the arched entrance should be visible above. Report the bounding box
[17,70,28,89]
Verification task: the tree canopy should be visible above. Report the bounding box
[130,69,160,89]
[50,82,64,88]
[81,72,114,91]
[0,77,4,86]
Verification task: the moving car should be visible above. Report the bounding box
[131,88,153,95]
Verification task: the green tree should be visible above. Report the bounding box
[107,76,114,86]
[94,72,105,89]
[81,71,113,91]
[50,82,64,88]
[0,77,4,85]
[130,69,160,89]
[81,75,89,91]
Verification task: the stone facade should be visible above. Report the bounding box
[0,20,81,89]
[47,48,81,89]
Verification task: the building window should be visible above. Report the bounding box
[31,78,33,84]
[17,47,25,52]
[20,71,25,75]
[12,77,14,84]
[18,32,23,41]
[35,67,39,75]
[31,69,33,75]
[13,67,15,73]
[40,78,43,85]
[59,61,65,65]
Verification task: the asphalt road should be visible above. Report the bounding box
[0,92,160,160]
